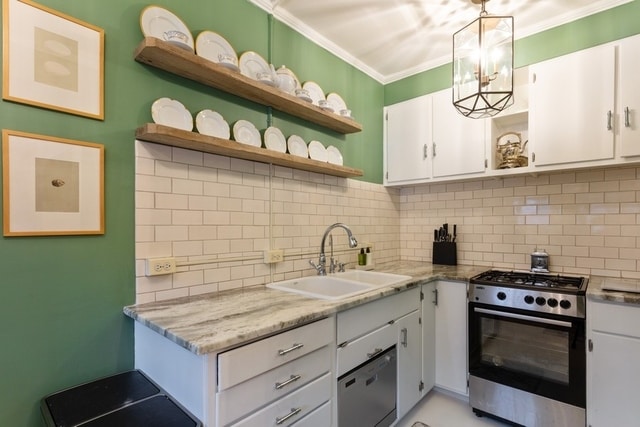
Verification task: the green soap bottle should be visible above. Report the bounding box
[358,248,366,266]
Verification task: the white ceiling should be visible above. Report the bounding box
[249,0,630,83]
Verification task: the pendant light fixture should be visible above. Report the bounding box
[452,0,514,119]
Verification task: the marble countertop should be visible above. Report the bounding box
[587,275,640,305]
[124,262,485,355]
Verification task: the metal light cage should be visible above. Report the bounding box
[452,9,514,119]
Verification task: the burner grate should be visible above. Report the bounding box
[472,270,586,291]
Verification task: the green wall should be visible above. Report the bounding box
[1,1,639,425]
[0,1,381,426]
[384,0,640,105]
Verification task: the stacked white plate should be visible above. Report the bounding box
[232,120,261,147]
[151,97,192,131]
[308,140,328,162]
[195,31,239,71]
[195,109,230,139]
[264,127,287,153]
[326,145,343,165]
[287,135,308,158]
[140,6,194,52]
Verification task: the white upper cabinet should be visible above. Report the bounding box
[384,89,486,186]
[529,43,616,167]
[431,89,486,178]
[618,34,640,157]
[384,96,432,185]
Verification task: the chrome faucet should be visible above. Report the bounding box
[309,223,358,275]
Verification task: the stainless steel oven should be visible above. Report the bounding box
[468,270,587,427]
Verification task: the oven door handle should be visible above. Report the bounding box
[474,307,573,328]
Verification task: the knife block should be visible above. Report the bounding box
[432,242,457,266]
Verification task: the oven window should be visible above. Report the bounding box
[479,316,569,385]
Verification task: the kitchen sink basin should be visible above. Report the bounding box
[332,270,411,287]
[266,271,412,300]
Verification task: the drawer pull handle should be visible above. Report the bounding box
[276,407,302,425]
[367,348,384,359]
[275,374,302,390]
[278,343,304,356]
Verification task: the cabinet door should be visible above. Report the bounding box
[529,44,615,167]
[431,89,486,178]
[434,280,468,396]
[587,299,640,427]
[396,310,422,419]
[384,95,432,184]
[421,282,436,396]
[588,332,640,427]
[619,35,640,157]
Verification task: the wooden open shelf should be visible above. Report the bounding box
[134,37,363,134]
[136,123,364,178]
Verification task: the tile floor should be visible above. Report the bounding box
[396,390,511,427]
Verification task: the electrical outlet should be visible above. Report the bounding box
[145,257,177,276]
[264,249,284,263]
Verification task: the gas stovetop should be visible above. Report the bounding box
[470,270,587,293]
[469,270,588,318]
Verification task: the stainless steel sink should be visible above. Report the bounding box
[266,271,411,300]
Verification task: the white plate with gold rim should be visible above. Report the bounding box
[264,126,287,153]
[232,120,261,147]
[151,97,193,131]
[195,109,229,139]
[140,6,194,51]
[239,51,272,83]
[195,31,238,71]
[326,93,347,114]
[326,145,343,165]
[308,140,328,162]
[302,81,326,106]
[287,135,308,158]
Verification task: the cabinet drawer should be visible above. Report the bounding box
[589,300,640,338]
[229,373,332,427]
[216,346,331,426]
[337,287,419,343]
[290,401,331,427]
[336,322,397,377]
[218,317,334,391]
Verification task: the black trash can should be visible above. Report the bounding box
[41,369,201,427]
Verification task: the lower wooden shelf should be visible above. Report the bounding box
[135,123,364,178]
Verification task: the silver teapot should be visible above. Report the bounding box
[497,132,528,169]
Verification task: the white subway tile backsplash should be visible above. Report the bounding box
[135,140,640,301]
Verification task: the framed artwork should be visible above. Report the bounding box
[2,0,105,119]
[2,129,105,236]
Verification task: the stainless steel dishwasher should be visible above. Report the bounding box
[337,345,397,427]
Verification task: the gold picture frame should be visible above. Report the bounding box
[2,129,105,236]
[2,0,105,120]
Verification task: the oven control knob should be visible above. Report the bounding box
[497,292,507,300]
[524,295,534,304]
[547,298,558,308]
[560,300,572,309]
[536,297,546,306]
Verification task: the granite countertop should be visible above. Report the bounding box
[124,262,485,356]
[587,275,640,305]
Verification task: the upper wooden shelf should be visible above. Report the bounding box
[134,37,363,134]
[136,123,364,178]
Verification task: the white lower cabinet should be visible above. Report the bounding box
[396,309,422,419]
[421,282,436,396]
[336,287,421,424]
[217,317,335,426]
[229,373,332,427]
[433,280,468,396]
[587,299,640,427]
